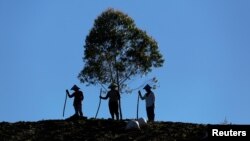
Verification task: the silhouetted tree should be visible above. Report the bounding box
[78,8,164,119]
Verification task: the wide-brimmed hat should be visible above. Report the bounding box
[143,84,151,90]
[71,84,80,90]
[108,83,118,89]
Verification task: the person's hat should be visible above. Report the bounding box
[108,83,118,89]
[143,84,151,90]
[71,84,80,90]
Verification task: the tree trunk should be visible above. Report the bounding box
[116,70,123,120]
[119,97,122,120]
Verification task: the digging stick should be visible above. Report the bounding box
[63,90,69,117]
[95,88,102,119]
[137,90,141,120]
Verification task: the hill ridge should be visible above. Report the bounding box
[0,118,207,141]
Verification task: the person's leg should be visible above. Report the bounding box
[147,105,155,122]
[109,102,114,119]
[151,104,155,121]
[146,107,150,121]
[113,102,119,120]
[74,105,79,116]
[79,104,83,117]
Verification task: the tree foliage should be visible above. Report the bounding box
[78,8,164,119]
[78,8,164,90]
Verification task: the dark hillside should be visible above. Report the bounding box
[0,118,207,141]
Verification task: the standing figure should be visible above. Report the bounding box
[139,84,155,122]
[100,83,120,120]
[66,84,84,117]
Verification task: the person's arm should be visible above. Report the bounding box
[100,92,109,100]
[80,91,84,100]
[66,89,74,98]
[152,93,155,103]
[117,90,121,101]
[149,93,155,103]
[138,90,145,100]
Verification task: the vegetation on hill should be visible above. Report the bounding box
[0,118,207,141]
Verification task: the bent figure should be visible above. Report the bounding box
[67,84,84,117]
[100,83,120,120]
[139,84,155,122]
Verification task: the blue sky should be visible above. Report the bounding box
[0,0,250,124]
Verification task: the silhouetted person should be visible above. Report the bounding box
[66,85,84,117]
[139,84,155,122]
[100,83,120,120]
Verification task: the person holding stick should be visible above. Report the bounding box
[138,84,155,122]
[66,84,84,117]
[100,83,120,120]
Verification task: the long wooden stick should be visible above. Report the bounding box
[95,88,102,119]
[63,90,69,117]
[137,91,141,120]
